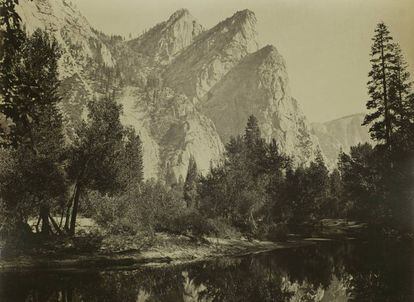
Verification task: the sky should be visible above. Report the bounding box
[72,0,414,123]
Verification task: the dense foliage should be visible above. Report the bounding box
[0,2,412,252]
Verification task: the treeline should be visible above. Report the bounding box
[0,0,413,251]
[0,1,143,245]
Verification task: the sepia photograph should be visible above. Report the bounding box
[0,0,413,301]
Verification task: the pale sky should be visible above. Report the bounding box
[72,0,414,123]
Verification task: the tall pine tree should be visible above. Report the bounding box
[363,22,395,148]
[184,155,199,208]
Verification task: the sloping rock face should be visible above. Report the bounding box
[16,0,225,181]
[163,9,259,103]
[17,1,331,180]
[117,87,224,180]
[128,9,204,65]
[311,113,373,166]
[17,0,116,138]
[202,45,318,164]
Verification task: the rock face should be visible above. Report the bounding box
[18,1,357,180]
[128,9,204,65]
[311,113,373,166]
[17,0,114,78]
[16,0,116,137]
[164,9,259,103]
[202,45,318,164]
[117,86,225,181]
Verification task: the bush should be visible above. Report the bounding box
[73,229,103,252]
[254,223,289,242]
[85,180,187,237]
[85,190,154,236]
[206,217,241,239]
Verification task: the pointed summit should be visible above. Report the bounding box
[202,44,319,165]
[168,8,190,21]
[164,9,259,103]
[128,9,204,64]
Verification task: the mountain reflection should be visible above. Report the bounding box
[0,240,412,302]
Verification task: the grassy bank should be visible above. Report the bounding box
[0,232,317,272]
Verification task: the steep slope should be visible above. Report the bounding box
[311,113,372,166]
[127,9,204,65]
[118,87,225,181]
[202,45,319,164]
[16,0,116,134]
[17,1,225,181]
[17,0,114,78]
[163,9,259,103]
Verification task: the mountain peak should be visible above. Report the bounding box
[128,8,203,64]
[168,8,190,21]
[220,9,257,30]
[262,44,278,53]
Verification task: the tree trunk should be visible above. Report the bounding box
[40,205,52,235]
[69,182,81,236]
[380,39,391,150]
[49,214,63,236]
[250,210,257,230]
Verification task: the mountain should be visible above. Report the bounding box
[16,0,117,137]
[128,9,204,65]
[311,113,373,166]
[163,9,259,104]
[202,45,318,164]
[16,0,329,181]
[118,87,224,180]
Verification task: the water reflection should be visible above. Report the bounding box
[0,240,412,301]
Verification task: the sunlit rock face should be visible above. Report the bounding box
[117,87,224,181]
[311,113,373,167]
[202,45,319,164]
[128,9,204,65]
[16,0,115,137]
[20,1,362,180]
[163,9,259,104]
[17,0,114,79]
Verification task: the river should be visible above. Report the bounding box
[0,239,412,301]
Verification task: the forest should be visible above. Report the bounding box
[0,0,413,255]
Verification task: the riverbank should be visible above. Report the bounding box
[0,218,369,272]
[0,232,319,272]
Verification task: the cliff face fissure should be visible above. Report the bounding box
[16,0,370,180]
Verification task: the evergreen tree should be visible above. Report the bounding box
[388,44,413,148]
[117,127,144,190]
[244,115,266,177]
[305,151,330,220]
[327,169,343,217]
[363,22,395,148]
[0,29,66,236]
[184,155,199,208]
[0,0,27,147]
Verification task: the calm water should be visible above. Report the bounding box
[0,240,413,302]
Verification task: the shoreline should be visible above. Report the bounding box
[0,235,318,272]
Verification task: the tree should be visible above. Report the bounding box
[338,143,385,221]
[65,96,124,235]
[363,22,395,148]
[388,44,413,149]
[0,29,66,237]
[327,169,343,217]
[244,115,267,177]
[183,155,199,208]
[265,139,289,223]
[116,127,144,191]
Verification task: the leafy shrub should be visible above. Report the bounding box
[73,229,103,252]
[206,217,241,239]
[254,223,288,242]
[85,180,186,237]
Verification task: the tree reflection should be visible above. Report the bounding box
[0,241,412,302]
